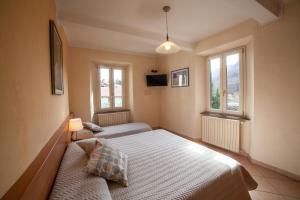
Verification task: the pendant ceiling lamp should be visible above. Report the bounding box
[156,6,180,54]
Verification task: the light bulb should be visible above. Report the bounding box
[164,43,171,50]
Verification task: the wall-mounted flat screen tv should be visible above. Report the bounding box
[146,74,168,86]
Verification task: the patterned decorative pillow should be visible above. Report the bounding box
[83,122,103,132]
[87,144,128,187]
[76,138,104,156]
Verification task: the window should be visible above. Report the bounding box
[99,66,124,110]
[208,49,244,115]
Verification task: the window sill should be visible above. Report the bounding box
[200,111,250,121]
[97,109,130,114]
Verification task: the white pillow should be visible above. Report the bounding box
[83,122,103,132]
[76,138,105,156]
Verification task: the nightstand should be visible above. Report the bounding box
[71,128,95,141]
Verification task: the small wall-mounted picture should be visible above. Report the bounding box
[171,67,189,87]
[49,20,64,95]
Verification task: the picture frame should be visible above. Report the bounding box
[49,20,64,95]
[171,67,189,87]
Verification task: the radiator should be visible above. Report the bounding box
[97,111,130,127]
[202,116,240,153]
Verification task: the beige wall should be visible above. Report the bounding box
[0,0,69,197]
[157,52,206,139]
[251,1,300,176]
[192,1,300,176]
[157,1,300,177]
[241,40,255,154]
[195,19,259,55]
[68,48,160,128]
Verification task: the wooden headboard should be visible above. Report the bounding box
[2,115,72,200]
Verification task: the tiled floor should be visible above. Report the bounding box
[200,143,300,200]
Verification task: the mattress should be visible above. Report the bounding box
[94,122,152,139]
[50,129,257,200]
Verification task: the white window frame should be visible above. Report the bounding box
[98,65,126,111]
[207,48,245,116]
[207,54,223,113]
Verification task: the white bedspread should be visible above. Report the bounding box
[94,122,152,139]
[50,129,257,200]
[49,143,112,200]
[107,130,256,200]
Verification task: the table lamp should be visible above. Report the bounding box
[69,118,83,140]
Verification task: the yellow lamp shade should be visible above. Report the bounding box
[156,41,180,54]
[69,118,83,132]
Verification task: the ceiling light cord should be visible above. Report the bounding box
[155,5,180,54]
[165,11,169,41]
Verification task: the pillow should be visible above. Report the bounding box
[71,128,93,141]
[76,138,104,156]
[87,143,128,187]
[83,122,103,132]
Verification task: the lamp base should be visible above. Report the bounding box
[71,131,78,141]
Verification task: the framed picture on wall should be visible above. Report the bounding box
[49,20,64,95]
[171,67,189,87]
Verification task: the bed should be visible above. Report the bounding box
[50,129,257,200]
[94,122,152,139]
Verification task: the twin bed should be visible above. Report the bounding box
[50,126,257,200]
[95,122,152,139]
